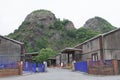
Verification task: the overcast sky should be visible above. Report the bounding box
[0,0,120,35]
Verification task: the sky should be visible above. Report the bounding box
[0,0,120,35]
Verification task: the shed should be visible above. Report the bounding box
[61,48,82,66]
[48,53,61,67]
[24,52,39,62]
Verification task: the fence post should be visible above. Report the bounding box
[112,59,118,75]
[72,60,76,71]
[43,61,47,72]
[87,58,91,74]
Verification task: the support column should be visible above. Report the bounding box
[60,54,61,66]
[72,53,75,61]
[99,36,104,60]
[68,53,70,64]
[112,59,118,75]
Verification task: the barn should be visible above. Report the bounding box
[0,35,24,77]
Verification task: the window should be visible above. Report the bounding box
[90,42,93,50]
[0,39,1,44]
[92,53,98,61]
[87,42,89,48]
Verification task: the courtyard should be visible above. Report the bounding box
[1,68,120,80]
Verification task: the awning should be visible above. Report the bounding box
[61,48,82,54]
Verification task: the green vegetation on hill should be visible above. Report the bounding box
[49,19,69,30]
[8,10,116,55]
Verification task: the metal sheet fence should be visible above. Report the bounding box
[0,62,18,69]
[23,62,45,72]
[74,61,88,73]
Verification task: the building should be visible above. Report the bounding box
[0,35,24,77]
[75,28,120,75]
[61,28,120,75]
[74,28,120,61]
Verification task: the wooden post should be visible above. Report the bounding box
[112,59,118,75]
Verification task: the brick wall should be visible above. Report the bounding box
[0,69,19,77]
[88,66,114,75]
[0,62,22,77]
[87,59,119,75]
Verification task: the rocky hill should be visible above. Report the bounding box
[83,16,116,33]
[8,10,116,53]
[8,10,76,52]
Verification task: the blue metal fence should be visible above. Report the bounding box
[23,62,45,72]
[0,62,18,69]
[74,61,88,73]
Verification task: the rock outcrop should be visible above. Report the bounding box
[83,16,116,33]
[25,10,56,27]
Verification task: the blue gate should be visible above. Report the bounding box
[74,61,88,73]
[23,62,45,73]
[38,63,45,72]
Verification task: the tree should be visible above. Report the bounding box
[33,48,56,63]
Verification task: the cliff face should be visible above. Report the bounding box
[24,10,56,28]
[83,16,116,33]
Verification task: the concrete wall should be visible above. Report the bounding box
[0,37,21,63]
[82,38,101,61]
[104,30,120,60]
[74,51,81,61]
